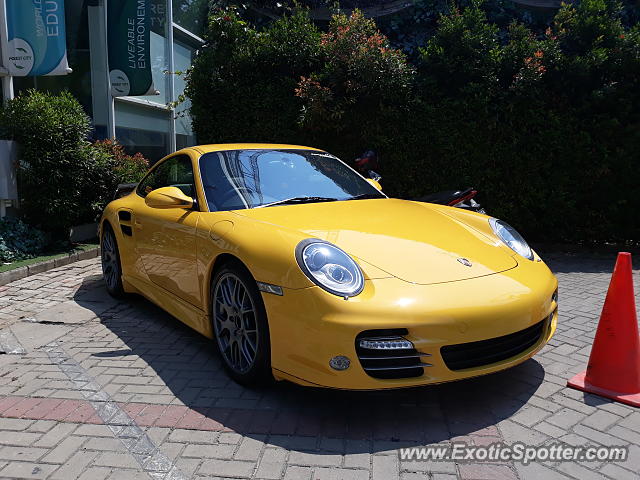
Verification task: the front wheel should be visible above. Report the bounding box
[211,263,272,386]
[101,224,125,298]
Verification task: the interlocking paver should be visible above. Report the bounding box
[198,458,255,477]
[0,445,49,461]
[168,428,219,444]
[0,461,59,479]
[510,405,552,427]
[372,454,400,479]
[458,464,518,480]
[0,417,33,430]
[94,451,141,469]
[431,475,458,480]
[26,420,57,433]
[289,450,342,467]
[182,443,235,459]
[283,465,313,480]
[314,467,370,480]
[235,435,265,461]
[40,435,87,463]
[599,462,638,480]
[49,451,99,480]
[0,254,638,479]
[77,467,112,480]
[0,431,41,446]
[254,448,287,479]
[83,436,127,452]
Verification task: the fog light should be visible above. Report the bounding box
[359,338,414,350]
[329,355,350,371]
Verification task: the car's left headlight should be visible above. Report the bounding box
[489,218,534,260]
[295,239,364,297]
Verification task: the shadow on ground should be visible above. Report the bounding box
[72,276,546,454]
[541,251,633,274]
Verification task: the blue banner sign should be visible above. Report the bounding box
[5,0,71,76]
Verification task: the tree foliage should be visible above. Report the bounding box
[187,0,640,242]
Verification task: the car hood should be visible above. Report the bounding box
[232,198,517,285]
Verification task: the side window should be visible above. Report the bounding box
[137,155,195,198]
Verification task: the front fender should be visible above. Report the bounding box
[198,212,316,292]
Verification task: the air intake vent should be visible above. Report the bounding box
[118,210,133,237]
[118,210,132,222]
[441,320,545,371]
[355,328,430,379]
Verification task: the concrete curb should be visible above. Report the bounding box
[0,247,100,287]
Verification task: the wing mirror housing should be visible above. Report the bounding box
[366,178,382,191]
[145,186,194,210]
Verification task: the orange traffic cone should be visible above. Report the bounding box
[567,252,640,407]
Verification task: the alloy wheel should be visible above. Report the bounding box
[213,273,259,374]
[101,229,119,291]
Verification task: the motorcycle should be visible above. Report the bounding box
[416,187,485,214]
[353,151,485,214]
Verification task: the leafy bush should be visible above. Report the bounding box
[83,139,149,223]
[0,91,150,240]
[0,217,46,263]
[295,10,414,155]
[0,90,96,237]
[187,1,640,243]
[418,3,500,95]
[92,139,150,186]
[404,0,640,241]
[186,7,321,143]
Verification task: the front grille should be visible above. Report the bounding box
[441,320,545,371]
[355,329,431,379]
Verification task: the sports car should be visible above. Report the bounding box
[100,143,558,389]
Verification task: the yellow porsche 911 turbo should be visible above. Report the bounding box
[100,143,558,389]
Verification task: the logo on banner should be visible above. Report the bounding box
[110,69,131,96]
[7,39,34,73]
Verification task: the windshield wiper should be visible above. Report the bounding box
[349,193,384,200]
[255,196,340,208]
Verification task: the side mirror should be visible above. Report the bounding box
[366,178,382,191]
[145,186,194,210]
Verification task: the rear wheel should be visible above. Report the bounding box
[211,262,272,386]
[101,224,125,298]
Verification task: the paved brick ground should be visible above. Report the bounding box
[0,254,639,479]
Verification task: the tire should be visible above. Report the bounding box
[101,224,125,298]
[210,262,272,386]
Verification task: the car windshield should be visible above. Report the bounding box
[198,149,385,211]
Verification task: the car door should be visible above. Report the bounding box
[133,154,202,307]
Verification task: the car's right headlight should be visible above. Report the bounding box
[489,218,534,260]
[295,239,364,297]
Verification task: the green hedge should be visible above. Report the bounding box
[187,9,322,144]
[0,90,149,240]
[0,90,97,238]
[188,0,639,242]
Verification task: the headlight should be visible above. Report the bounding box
[296,239,364,297]
[489,218,534,260]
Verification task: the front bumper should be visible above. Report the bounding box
[263,258,558,390]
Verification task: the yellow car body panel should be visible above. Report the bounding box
[100,143,558,390]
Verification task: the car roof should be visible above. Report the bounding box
[188,143,323,155]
